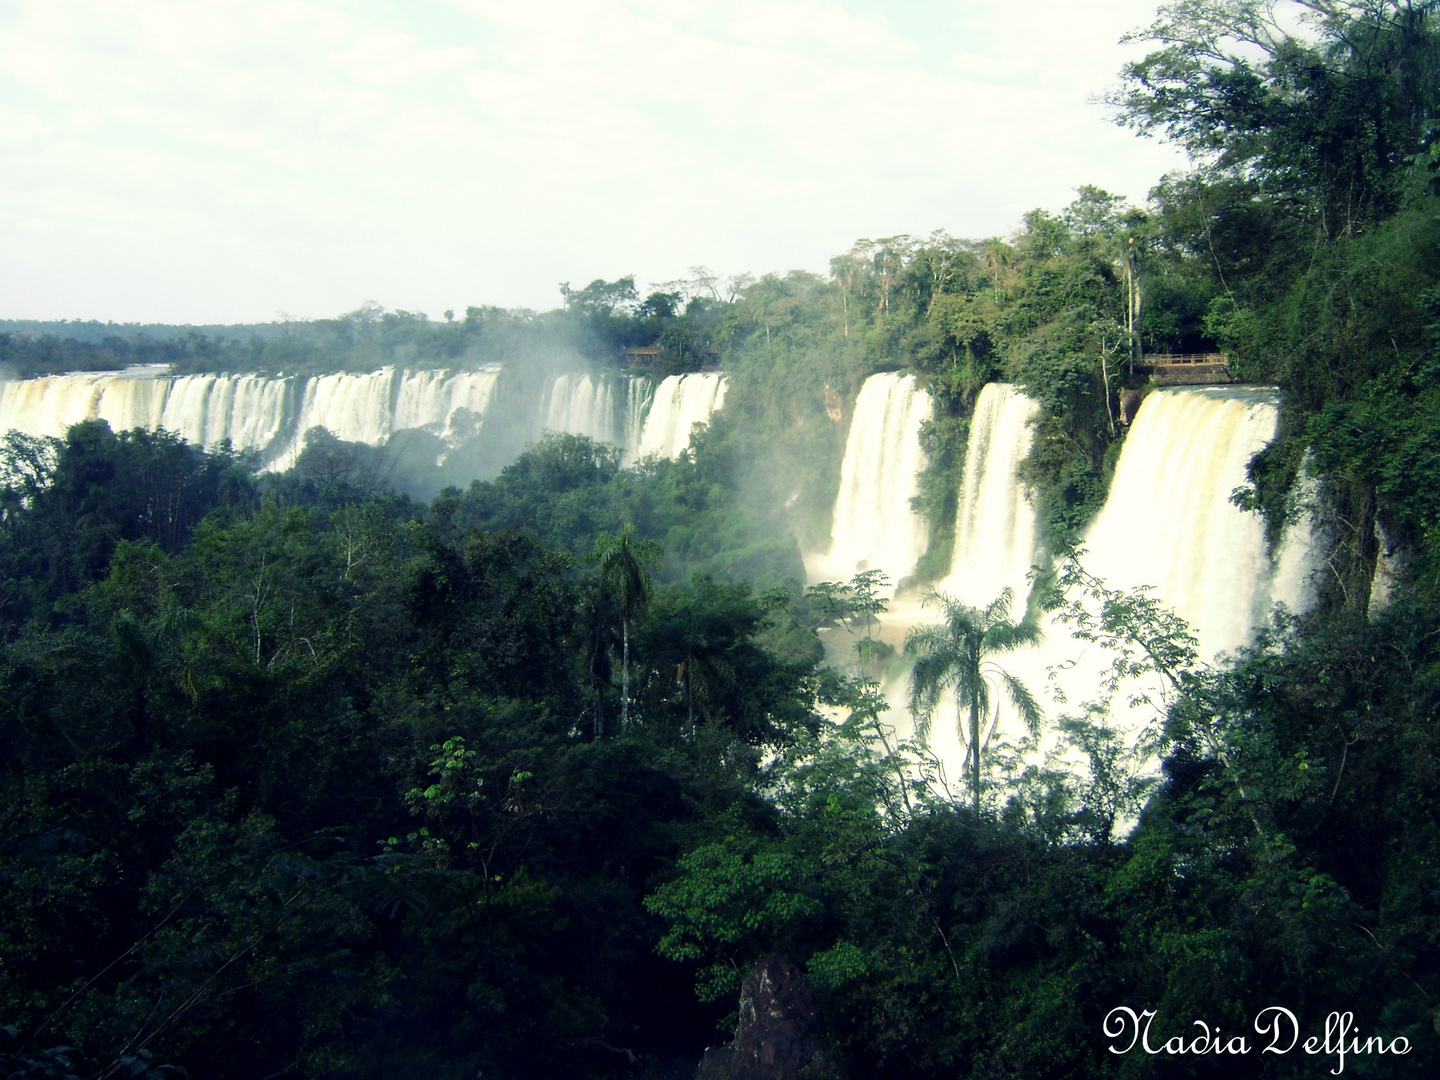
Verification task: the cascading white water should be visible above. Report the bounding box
[531,372,676,460]
[1267,459,1325,619]
[849,380,1038,771]
[92,375,172,435]
[0,374,97,437]
[158,374,295,455]
[635,373,729,459]
[810,372,931,591]
[0,365,720,475]
[0,366,508,471]
[0,369,173,440]
[622,377,655,460]
[394,369,500,441]
[287,370,401,452]
[279,367,508,466]
[940,383,1040,608]
[852,383,1321,784]
[1084,387,1286,657]
[540,374,625,448]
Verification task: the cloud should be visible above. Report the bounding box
[0,0,1187,322]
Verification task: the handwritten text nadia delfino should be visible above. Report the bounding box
[1103,1007,1411,1075]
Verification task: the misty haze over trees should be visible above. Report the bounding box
[3,2,1440,1077]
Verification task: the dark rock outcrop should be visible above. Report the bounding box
[1120,388,1143,425]
[696,956,840,1080]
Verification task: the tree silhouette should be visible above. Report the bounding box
[905,588,1042,810]
[595,524,660,733]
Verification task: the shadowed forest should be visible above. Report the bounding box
[3,2,1440,1077]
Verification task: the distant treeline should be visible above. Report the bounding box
[0,284,734,381]
[0,327,208,376]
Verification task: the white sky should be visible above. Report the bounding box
[0,0,1189,324]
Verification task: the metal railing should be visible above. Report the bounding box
[1135,353,1228,366]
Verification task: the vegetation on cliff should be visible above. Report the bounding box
[3,3,1440,1077]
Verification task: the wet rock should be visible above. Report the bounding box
[1120,388,1143,425]
[696,956,840,1080]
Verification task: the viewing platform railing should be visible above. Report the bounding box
[1132,353,1232,384]
[1136,353,1228,366]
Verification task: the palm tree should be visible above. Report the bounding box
[905,588,1042,810]
[595,524,659,733]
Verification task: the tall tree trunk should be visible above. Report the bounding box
[682,660,695,739]
[970,695,981,811]
[620,616,631,730]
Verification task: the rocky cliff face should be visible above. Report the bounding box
[697,956,839,1080]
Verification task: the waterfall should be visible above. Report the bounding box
[289,370,400,449]
[623,376,655,460]
[941,383,1040,607]
[394,368,501,441]
[533,372,667,459]
[540,373,625,448]
[0,366,508,472]
[0,365,708,477]
[811,372,931,591]
[1268,460,1325,619]
[92,374,173,434]
[1367,524,1402,617]
[635,373,729,459]
[857,383,1321,783]
[0,375,89,438]
[158,374,296,457]
[0,369,169,440]
[1083,387,1284,657]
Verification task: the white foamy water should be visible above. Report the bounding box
[395,369,500,440]
[839,384,1322,791]
[0,369,173,440]
[809,372,931,593]
[635,373,729,459]
[541,373,626,448]
[940,383,1041,608]
[0,366,507,471]
[1084,387,1283,656]
[159,374,296,455]
[622,376,654,459]
[292,370,399,449]
[0,365,727,475]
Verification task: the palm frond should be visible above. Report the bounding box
[981,587,1015,627]
[985,617,1043,653]
[999,669,1044,736]
[907,649,958,743]
[980,700,1002,755]
[907,587,1044,791]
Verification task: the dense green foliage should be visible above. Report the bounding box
[4,2,1440,1077]
[0,425,829,1078]
[442,429,809,594]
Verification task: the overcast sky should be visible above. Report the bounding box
[0,0,1190,324]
